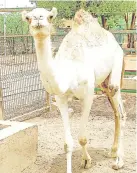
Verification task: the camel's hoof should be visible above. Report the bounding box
[112,157,124,170]
[81,158,92,169]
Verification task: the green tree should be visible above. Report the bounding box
[0,13,29,36]
[0,15,4,35]
[37,1,78,19]
[37,0,136,29]
[37,0,136,47]
[5,13,29,35]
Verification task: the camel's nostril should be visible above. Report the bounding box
[33,16,37,20]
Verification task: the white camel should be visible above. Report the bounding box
[22,8,126,173]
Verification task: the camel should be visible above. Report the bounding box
[22,8,126,173]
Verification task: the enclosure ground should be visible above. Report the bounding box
[22,93,136,173]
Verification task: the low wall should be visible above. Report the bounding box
[0,120,38,173]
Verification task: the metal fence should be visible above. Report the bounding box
[0,30,69,120]
[111,30,136,54]
[0,35,44,119]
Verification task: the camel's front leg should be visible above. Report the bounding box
[55,95,73,173]
[106,52,126,169]
[78,86,94,169]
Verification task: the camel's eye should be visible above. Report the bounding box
[26,16,29,21]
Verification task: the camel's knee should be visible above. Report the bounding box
[79,137,87,146]
[101,75,120,97]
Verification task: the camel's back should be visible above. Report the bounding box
[55,26,123,85]
[56,26,121,58]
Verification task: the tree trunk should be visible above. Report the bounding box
[127,13,136,48]
[101,15,107,29]
[124,13,128,29]
[130,13,136,48]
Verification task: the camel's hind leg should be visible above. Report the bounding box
[111,91,126,170]
[101,76,126,170]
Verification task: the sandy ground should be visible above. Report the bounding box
[22,93,136,173]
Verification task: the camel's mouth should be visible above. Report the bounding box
[30,25,51,38]
[32,25,45,29]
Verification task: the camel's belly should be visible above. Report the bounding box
[94,65,112,85]
[71,83,88,100]
[93,53,115,85]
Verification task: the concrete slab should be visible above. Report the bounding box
[0,120,38,173]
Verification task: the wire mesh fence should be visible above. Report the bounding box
[0,35,44,119]
[0,30,68,120]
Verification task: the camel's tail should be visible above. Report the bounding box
[120,58,125,89]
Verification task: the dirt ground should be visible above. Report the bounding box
[22,93,136,173]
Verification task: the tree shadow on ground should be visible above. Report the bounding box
[49,147,110,173]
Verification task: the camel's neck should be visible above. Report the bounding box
[34,36,53,72]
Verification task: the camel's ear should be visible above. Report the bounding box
[48,7,57,22]
[21,11,32,23]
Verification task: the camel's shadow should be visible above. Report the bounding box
[49,147,109,173]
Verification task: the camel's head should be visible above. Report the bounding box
[22,7,57,38]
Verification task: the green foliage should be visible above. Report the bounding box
[0,15,4,34]
[0,13,29,35]
[37,1,78,19]
[0,1,135,36]
[37,1,136,29]
[105,14,126,29]
[37,1,79,27]
[87,1,136,14]
[37,1,136,16]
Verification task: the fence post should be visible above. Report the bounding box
[45,91,51,110]
[45,91,57,111]
[0,88,4,120]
